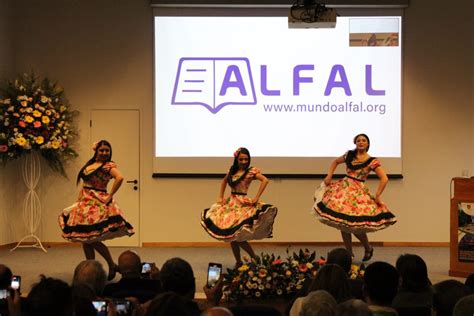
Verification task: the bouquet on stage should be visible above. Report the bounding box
[0,73,78,252]
[0,72,78,177]
[223,248,326,302]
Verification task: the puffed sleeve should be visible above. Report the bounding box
[369,158,381,171]
[248,167,262,178]
[103,161,117,173]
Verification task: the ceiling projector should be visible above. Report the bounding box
[288,2,337,28]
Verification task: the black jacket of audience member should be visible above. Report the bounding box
[103,277,162,303]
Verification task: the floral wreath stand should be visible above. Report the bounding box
[11,151,47,252]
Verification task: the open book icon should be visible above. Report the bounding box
[171,57,257,114]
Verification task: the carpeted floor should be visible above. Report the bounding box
[0,244,466,297]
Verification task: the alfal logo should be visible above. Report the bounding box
[171,57,386,114]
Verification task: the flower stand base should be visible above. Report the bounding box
[10,151,47,252]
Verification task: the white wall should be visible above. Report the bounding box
[0,0,472,245]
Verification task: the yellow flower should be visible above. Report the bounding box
[60,105,67,113]
[15,137,27,147]
[238,264,249,272]
[33,110,42,117]
[25,115,34,123]
[35,136,44,145]
[51,140,61,149]
[40,95,51,103]
[42,116,50,124]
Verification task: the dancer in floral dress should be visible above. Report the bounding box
[312,134,397,261]
[201,147,278,265]
[59,140,134,280]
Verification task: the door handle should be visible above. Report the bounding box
[126,179,138,184]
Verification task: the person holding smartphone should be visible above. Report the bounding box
[59,140,134,281]
[103,250,161,303]
[201,147,278,266]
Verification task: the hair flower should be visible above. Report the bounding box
[233,148,241,157]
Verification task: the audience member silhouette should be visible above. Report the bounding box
[327,248,351,273]
[72,260,107,299]
[145,291,196,316]
[0,264,12,289]
[453,294,474,316]
[230,304,281,316]
[464,273,474,292]
[159,257,201,315]
[327,248,364,299]
[432,279,471,316]
[363,261,399,316]
[202,307,234,316]
[103,250,162,303]
[290,290,336,316]
[27,275,73,316]
[0,264,14,315]
[335,299,371,316]
[392,254,433,309]
[308,264,352,303]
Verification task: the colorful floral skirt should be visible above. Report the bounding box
[311,178,397,233]
[201,194,278,242]
[58,188,134,243]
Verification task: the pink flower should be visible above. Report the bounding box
[271,258,282,265]
[0,144,8,152]
[298,264,308,273]
[317,258,327,266]
[33,121,41,128]
[18,121,27,128]
[233,148,241,157]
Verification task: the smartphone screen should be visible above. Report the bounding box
[0,289,9,300]
[114,299,132,316]
[141,262,152,274]
[11,276,21,291]
[92,300,108,316]
[207,262,222,288]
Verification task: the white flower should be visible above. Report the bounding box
[40,95,51,103]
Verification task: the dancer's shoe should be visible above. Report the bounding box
[362,247,374,262]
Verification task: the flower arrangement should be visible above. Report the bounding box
[0,73,78,177]
[223,248,325,302]
[223,248,366,302]
[349,262,366,280]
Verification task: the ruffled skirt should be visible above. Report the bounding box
[311,178,397,233]
[58,188,134,243]
[201,194,278,242]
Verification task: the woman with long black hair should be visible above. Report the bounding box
[312,134,397,261]
[201,147,278,266]
[59,140,134,280]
